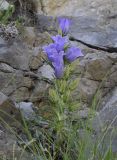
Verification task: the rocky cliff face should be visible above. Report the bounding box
[39,0,117,17]
[0,0,117,157]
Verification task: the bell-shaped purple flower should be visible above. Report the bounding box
[43,43,58,62]
[43,44,64,78]
[65,47,83,62]
[58,18,70,35]
[51,35,68,52]
[52,51,64,78]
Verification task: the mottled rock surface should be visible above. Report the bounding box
[16,102,35,119]
[0,92,21,127]
[93,88,117,153]
[41,0,117,17]
[0,39,32,70]
[0,0,10,10]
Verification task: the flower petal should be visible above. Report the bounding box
[52,51,64,78]
[51,35,68,52]
[65,47,83,62]
[43,43,58,61]
[58,18,70,35]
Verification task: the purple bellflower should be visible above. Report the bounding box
[65,47,83,62]
[51,35,68,52]
[43,44,64,78]
[43,18,83,78]
[52,51,64,78]
[43,43,58,62]
[58,18,70,35]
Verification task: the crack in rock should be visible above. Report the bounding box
[69,36,117,53]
